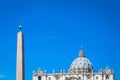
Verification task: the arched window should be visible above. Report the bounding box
[38,76,41,80]
[65,77,69,80]
[48,77,51,80]
[106,75,109,80]
[96,76,99,80]
[78,77,81,80]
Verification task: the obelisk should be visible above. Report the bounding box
[16,24,24,80]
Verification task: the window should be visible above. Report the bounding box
[106,75,109,79]
[49,77,51,80]
[65,77,69,80]
[96,76,98,80]
[78,77,81,80]
[38,76,41,80]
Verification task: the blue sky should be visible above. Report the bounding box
[0,0,120,80]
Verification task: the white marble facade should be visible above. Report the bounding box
[33,49,114,80]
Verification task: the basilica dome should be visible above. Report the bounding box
[69,49,93,73]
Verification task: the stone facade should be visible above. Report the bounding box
[33,49,114,80]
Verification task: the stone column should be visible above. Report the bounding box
[16,30,24,80]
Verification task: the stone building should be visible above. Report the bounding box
[33,49,114,80]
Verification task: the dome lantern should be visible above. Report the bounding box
[79,49,85,57]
